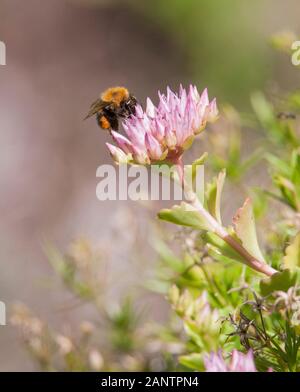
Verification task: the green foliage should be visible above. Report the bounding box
[12,37,300,373]
[233,198,266,263]
[179,353,203,371]
[251,92,299,147]
[203,231,244,264]
[158,202,213,231]
[284,233,300,270]
[44,242,96,300]
[209,105,263,181]
[288,91,300,110]
[260,269,298,296]
[267,149,300,211]
[154,84,300,371]
[107,298,140,353]
[205,169,226,224]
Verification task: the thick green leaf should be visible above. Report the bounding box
[283,232,300,270]
[206,170,226,224]
[192,152,209,167]
[260,269,297,296]
[203,232,244,264]
[158,202,213,231]
[179,353,203,371]
[182,153,208,204]
[233,198,266,263]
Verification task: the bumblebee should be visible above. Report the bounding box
[85,86,137,131]
[277,111,296,120]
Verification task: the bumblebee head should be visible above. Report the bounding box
[101,87,129,107]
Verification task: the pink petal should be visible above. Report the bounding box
[200,87,209,106]
[158,91,170,112]
[106,143,128,163]
[206,98,218,122]
[146,97,156,118]
[151,118,165,141]
[135,104,144,118]
[165,126,177,149]
[145,132,163,160]
[111,131,133,154]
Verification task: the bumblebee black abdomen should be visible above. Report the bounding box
[96,111,119,131]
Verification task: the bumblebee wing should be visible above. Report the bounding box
[84,99,106,120]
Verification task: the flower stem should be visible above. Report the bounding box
[183,182,277,277]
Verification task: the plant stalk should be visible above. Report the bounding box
[181,175,277,277]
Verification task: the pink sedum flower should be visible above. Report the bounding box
[204,350,258,372]
[106,85,218,165]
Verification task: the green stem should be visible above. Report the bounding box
[177,165,278,277]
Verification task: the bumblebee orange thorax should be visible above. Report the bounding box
[101,87,129,106]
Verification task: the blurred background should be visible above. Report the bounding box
[0,0,299,370]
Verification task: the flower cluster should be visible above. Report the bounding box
[106,85,218,165]
[204,350,258,372]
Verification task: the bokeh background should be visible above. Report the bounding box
[0,0,299,370]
